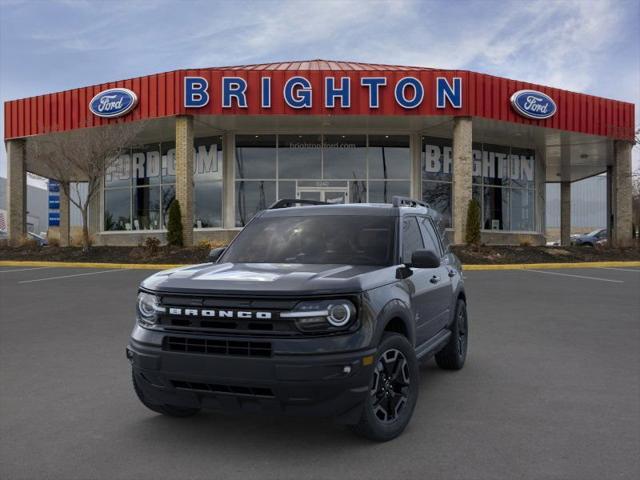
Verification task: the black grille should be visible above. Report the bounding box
[171,380,274,397]
[163,336,272,357]
[157,295,299,336]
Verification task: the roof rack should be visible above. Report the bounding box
[391,196,430,209]
[268,198,328,209]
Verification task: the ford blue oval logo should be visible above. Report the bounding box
[510,89,556,120]
[89,88,138,118]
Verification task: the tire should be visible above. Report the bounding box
[351,333,419,442]
[435,298,468,370]
[132,370,201,418]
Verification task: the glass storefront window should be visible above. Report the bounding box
[161,142,176,183]
[509,147,535,189]
[278,134,322,179]
[369,180,410,204]
[132,186,160,230]
[104,188,131,231]
[422,181,452,228]
[483,186,509,230]
[161,185,175,228]
[322,135,366,179]
[422,136,537,232]
[422,136,452,182]
[236,180,277,227]
[369,135,410,179]
[105,154,131,188]
[510,188,535,231]
[195,181,223,228]
[104,136,223,232]
[236,135,276,179]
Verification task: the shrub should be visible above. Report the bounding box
[48,237,60,247]
[166,200,183,247]
[519,240,532,247]
[465,198,481,246]
[144,236,161,255]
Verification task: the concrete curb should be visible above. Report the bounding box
[1,260,639,271]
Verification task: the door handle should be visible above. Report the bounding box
[448,269,456,278]
[430,275,440,284]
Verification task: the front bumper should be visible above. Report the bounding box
[127,326,376,423]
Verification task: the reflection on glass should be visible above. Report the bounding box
[369,135,410,179]
[236,135,276,179]
[194,137,223,183]
[132,144,161,187]
[422,181,452,228]
[194,181,222,228]
[323,135,366,179]
[104,188,131,231]
[162,185,175,228]
[510,189,534,231]
[350,180,367,203]
[509,147,535,189]
[236,180,277,226]
[484,186,509,230]
[161,141,176,183]
[278,134,322,179]
[422,137,453,182]
[369,181,410,203]
[133,186,160,230]
[106,153,131,187]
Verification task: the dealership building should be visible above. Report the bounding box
[4,60,636,247]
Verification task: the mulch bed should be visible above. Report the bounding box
[1,243,639,265]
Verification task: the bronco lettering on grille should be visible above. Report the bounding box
[167,308,272,319]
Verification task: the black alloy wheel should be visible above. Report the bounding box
[371,348,411,423]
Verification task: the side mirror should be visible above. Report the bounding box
[409,249,440,269]
[208,247,226,263]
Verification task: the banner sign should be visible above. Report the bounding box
[48,181,60,227]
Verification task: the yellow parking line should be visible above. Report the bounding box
[463,261,640,271]
[0,260,185,270]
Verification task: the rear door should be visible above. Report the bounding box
[418,216,453,332]
[400,216,441,345]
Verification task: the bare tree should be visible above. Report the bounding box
[27,122,143,251]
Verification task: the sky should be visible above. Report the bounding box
[0,0,639,183]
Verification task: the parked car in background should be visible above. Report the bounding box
[571,229,607,247]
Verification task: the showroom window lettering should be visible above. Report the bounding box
[104,137,223,232]
[105,143,219,182]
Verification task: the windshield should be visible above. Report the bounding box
[587,229,604,237]
[221,215,396,266]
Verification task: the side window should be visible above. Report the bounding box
[402,217,424,264]
[419,217,442,257]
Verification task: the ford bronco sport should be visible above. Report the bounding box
[127,196,468,441]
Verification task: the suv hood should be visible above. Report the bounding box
[141,262,397,295]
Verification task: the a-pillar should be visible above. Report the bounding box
[59,181,70,246]
[560,181,571,246]
[175,115,194,246]
[6,139,27,245]
[452,117,473,244]
[610,141,633,247]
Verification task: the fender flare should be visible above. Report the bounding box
[373,298,415,347]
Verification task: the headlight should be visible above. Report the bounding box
[281,299,356,333]
[136,292,164,327]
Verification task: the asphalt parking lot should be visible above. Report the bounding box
[1,265,639,480]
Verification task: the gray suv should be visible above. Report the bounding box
[127,197,468,441]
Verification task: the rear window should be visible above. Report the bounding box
[222,215,396,266]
